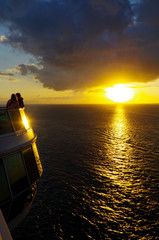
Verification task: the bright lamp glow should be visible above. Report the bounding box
[22,116,29,129]
[20,109,30,129]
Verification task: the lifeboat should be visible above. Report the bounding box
[0,107,43,236]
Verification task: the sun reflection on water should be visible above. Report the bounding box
[109,106,129,156]
[106,106,134,188]
[88,105,159,238]
[92,105,135,191]
[90,106,141,237]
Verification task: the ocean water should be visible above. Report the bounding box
[12,104,159,240]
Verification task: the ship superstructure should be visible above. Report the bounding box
[0,107,43,234]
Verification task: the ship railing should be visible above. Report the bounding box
[0,108,30,136]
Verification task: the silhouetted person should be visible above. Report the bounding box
[6,94,19,109]
[16,93,25,108]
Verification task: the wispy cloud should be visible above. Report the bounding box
[131,79,159,88]
[0,34,7,42]
[0,71,14,77]
[8,77,17,82]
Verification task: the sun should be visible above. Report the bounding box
[105,84,134,103]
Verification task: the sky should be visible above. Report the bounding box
[0,0,159,104]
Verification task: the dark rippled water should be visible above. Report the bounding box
[12,104,159,239]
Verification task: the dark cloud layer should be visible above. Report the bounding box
[0,71,14,76]
[0,0,159,90]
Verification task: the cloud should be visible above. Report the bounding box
[136,0,159,25]
[0,0,159,90]
[131,79,159,89]
[0,71,14,77]
[16,64,41,75]
[8,78,17,82]
[0,35,7,42]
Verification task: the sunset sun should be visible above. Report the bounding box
[105,84,134,103]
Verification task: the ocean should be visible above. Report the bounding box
[12,104,159,240]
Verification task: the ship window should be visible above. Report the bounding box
[7,189,30,223]
[22,147,39,184]
[0,201,11,222]
[0,110,14,134]
[9,109,25,131]
[5,152,29,196]
[0,158,11,204]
